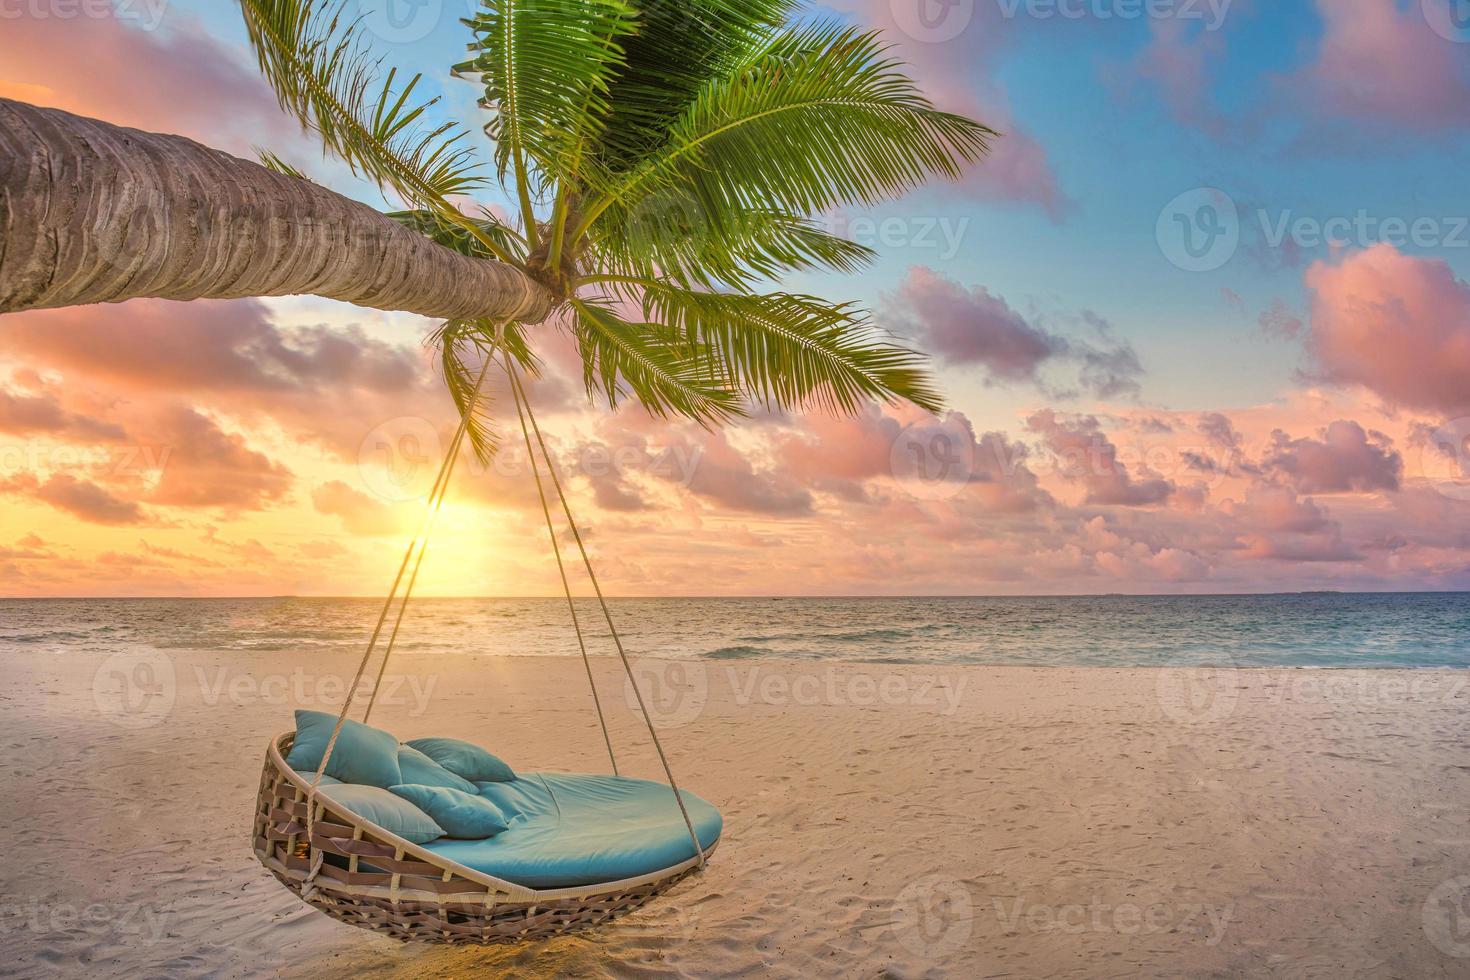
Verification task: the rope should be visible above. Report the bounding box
[504,363,707,868]
[305,358,490,843]
[502,348,619,776]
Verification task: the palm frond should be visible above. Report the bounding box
[592,0,797,177]
[569,298,744,424]
[240,0,483,209]
[256,148,311,180]
[429,321,499,464]
[637,283,943,413]
[579,23,994,238]
[594,200,875,290]
[457,0,637,194]
[389,208,527,263]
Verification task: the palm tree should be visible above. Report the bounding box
[1,0,993,442]
[0,98,552,323]
[240,0,993,447]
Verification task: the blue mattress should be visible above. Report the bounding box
[422,772,722,889]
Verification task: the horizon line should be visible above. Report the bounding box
[3,590,1468,601]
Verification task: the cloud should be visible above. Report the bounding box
[1263,420,1402,494]
[144,406,295,510]
[311,480,409,536]
[0,12,296,154]
[669,428,812,517]
[885,268,1066,380]
[1198,412,1243,451]
[0,385,125,441]
[1225,485,1362,563]
[1026,409,1174,506]
[1115,16,1234,136]
[1289,0,1470,132]
[822,0,1072,219]
[1302,245,1470,417]
[2,299,439,458]
[884,269,1145,398]
[1,473,147,526]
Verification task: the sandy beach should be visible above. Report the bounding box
[3,646,1469,978]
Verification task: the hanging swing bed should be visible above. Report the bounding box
[252,352,720,944]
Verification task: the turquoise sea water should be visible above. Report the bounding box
[1,594,1467,668]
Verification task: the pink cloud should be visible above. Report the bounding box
[0,13,296,153]
[824,0,1072,219]
[883,269,1144,397]
[1027,409,1175,506]
[1263,420,1402,494]
[3,299,442,458]
[885,268,1066,379]
[1225,485,1362,563]
[1291,0,1470,131]
[1303,245,1470,417]
[1,473,147,526]
[312,480,410,537]
[144,406,294,510]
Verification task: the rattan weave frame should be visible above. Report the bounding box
[252,732,716,944]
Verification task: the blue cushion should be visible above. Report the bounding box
[390,784,510,839]
[406,737,515,783]
[315,784,444,845]
[397,746,476,793]
[423,773,722,889]
[285,710,402,788]
[297,771,340,786]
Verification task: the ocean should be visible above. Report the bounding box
[1,593,1468,668]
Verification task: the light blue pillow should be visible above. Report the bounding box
[397,745,476,793]
[405,737,515,783]
[296,771,341,786]
[316,783,444,845]
[285,710,402,789]
[389,784,510,840]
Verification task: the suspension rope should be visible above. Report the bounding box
[504,363,706,868]
[305,358,491,842]
[502,349,620,776]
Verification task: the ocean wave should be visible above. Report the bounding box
[705,645,767,660]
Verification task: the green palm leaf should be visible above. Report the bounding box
[241,0,483,207]
[579,23,994,237]
[638,283,942,413]
[593,199,876,290]
[570,298,743,424]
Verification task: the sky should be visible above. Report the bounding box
[1,0,1469,597]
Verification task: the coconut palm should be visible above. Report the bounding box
[238,0,993,450]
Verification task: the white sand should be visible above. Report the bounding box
[3,646,1469,977]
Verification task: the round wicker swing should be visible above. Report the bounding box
[251,349,715,944]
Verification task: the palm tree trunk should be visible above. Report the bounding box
[0,99,553,322]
